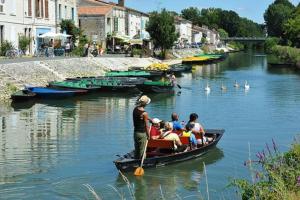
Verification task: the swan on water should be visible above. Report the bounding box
[234,80,239,88]
[244,81,250,90]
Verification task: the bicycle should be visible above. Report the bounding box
[5,49,23,59]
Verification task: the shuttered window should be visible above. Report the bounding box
[41,0,44,18]
[35,0,39,17]
[45,0,48,18]
[28,0,32,16]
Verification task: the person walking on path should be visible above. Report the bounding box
[133,95,151,159]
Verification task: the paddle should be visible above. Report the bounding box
[177,84,182,89]
[134,140,148,176]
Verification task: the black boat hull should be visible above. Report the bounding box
[114,129,224,172]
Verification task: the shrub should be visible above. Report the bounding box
[230,138,300,200]
[132,48,142,56]
[271,45,300,65]
[0,40,14,56]
[18,35,31,54]
[265,37,280,53]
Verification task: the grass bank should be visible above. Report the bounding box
[269,45,300,67]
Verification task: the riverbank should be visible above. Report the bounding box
[0,57,182,101]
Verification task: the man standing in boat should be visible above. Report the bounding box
[133,95,151,158]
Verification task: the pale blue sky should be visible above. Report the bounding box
[112,0,299,23]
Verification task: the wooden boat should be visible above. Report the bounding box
[182,53,227,64]
[105,70,152,78]
[49,77,144,92]
[11,89,36,101]
[136,80,175,93]
[169,64,192,74]
[114,129,224,172]
[26,86,88,98]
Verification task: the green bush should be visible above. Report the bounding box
[228,41,244,51]
[18,35,31,54]
[271,45,300,65]
[230,139,300,200]
[265,37,280,53]
[132,48,142,56]
[0,40,14,56]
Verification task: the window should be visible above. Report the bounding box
[64,5,67,19]
[58,4,61,19]
[71,7,74,21]
[45,0,48,18]
[28,0,32,16]
[0,0,4,13]
[35,0,41,17]
[0,25,4,45]
[10,0,16,15]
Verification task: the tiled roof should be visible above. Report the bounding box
[78,6,113,15]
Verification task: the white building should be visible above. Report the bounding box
[0,0,78,55]
[56,0,78,31]
[126,8,149,40]
[174,16,192,45]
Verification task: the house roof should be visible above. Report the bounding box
[78,6,113,16]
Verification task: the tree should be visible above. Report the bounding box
[181,7,201,25]
[264,0,295,37]
[284,4,300,47]
[60,19,81,43]
[218,29,228,38]
[146,9,179,59]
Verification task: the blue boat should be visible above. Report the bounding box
[26,86,88,98]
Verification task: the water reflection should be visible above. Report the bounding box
[115,148,224,199]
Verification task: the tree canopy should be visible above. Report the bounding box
[60,19,81,43]
[146,9,179,59]
[264,0,295,37]
[284,4,300,47]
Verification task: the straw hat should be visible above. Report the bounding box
[138,95,151,105]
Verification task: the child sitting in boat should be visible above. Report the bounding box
[150,118,162,140]
[181,123,198,149]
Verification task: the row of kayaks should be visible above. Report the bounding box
[182,53,227,64]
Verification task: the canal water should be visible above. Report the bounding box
[1,52,300,199]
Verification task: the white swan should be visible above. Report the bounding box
[204,82,211,92]
[221,83,227,91]
[244,81,250,90]
[234,80,239,88]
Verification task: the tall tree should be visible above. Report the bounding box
[146,9,179,59]
[284,4,300,47]
[264,0,295,37]
[181,7,201,25]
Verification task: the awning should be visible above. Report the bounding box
[38,32,72,39]
[113,34,130,42]
[129,39,143,45]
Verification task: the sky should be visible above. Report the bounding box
[111,0,300,24]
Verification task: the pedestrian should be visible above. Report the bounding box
[133,95,151,159]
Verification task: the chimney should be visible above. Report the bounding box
[118,0,124,7]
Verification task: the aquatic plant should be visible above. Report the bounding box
[230,137,300,200]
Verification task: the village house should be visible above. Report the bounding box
[78,0,149,51]
[174,16,192,47]
[0,0,78,55]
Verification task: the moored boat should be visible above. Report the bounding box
[136,80,175,93]
[49,77,145,92]
[11,89,36,101]
[114,129,224,172]
[26,86,88,98]
[182,53,227,64]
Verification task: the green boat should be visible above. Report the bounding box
[136,81,175,93]
[106,70,165,78]
[49,77,144,92]
[105,71,151,77]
